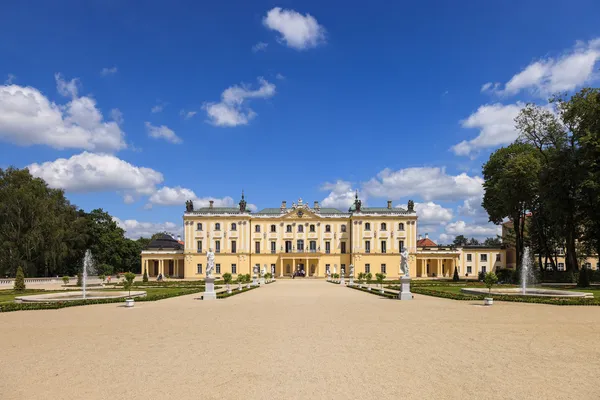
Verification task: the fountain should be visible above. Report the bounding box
[14,250,146,303]
[461,246,593,298]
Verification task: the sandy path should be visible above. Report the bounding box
[1,280,599,400]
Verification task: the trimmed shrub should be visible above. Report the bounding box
[14,266,26,291]
[452,267,459,282]
[477,271,485,282]
[62,276,70,285]
[123,272,136,297]
[484,272,498,294]
[76,272,83,287]
[143,268,149,283]
[577,267,590,288]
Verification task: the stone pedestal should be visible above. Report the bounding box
[349,276,354,286]
[252,274,259,287]
[259,276,266,285]
[340,276,345,285]
[203,276,217,300]
[399,275,412,300]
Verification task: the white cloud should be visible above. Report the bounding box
[458,195,489,224]
[147,186,237,209]
[100,66,118,76]
[263,7,326,50]
[321,180,362,210]
[252,42,268,52]
[151,103,166,113]
[451,102,523,157]
[443,220,501,238]
[0,83,126,152]
[145,122,182,144]
[203,77,275,127]
[180,109,197,119]
[123,194,135,204]
[113,217,182,239]
[276,73,285,80]
[413,202,453,228]
[27,152,163,197]
[363,167,483,202]
[110,108,124,125]
[55,73,79,98]
[5,74,16,84]
[484,37,600,97]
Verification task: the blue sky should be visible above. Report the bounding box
[1,0,599,241]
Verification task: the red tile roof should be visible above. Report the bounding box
[417,238,437,247]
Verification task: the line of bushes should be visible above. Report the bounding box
[215,286,258,299]
[0,288,203,313]
[348,285,398,299]
[411,287,600,306]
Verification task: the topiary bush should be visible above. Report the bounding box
[577,266,590,288]
[14,266,26,291]
[452,267,459,282]
[143,268,149,283]
[62,276,70,285]
[123,272,136,298]
[76,272,83,287]
[484,272,498,295]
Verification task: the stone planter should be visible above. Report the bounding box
[125,298,135,308]
[484,297,494,306]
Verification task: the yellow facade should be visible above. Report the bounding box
[141,193,511,279]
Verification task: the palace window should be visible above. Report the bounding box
[197,240,202,253]
[310,241,317,252]
[365,264,370,273]
[297,240,304,251]
[325,225,331,233]
[341,242,347,254]
[381,264,386,273]
[197,223,203,231]
[365,223,371,231]
[286,225,292,233]
[399,240,404,251]
[271,242,276,254]
[231,264,237,274]
[270,224,276,233]
[285,241,292,253]
[255,242,260,254]
[231,240,236,254]
[231,223,237,231]
[341,224,347,232]
[480,254,487,262]
[215,223,220,231]
[381,223,387,231]
[255,225,261,233]
[298,225,304,233]
[467,266,472,274]
[216,264,221,274]
[365,241,371,254]
[215,240,220,253]
[584,262,592,269]
[481,266,487,274]
[467,254,472,262]
[197,264,202,274]
[558,263,565,271]
[310,224,315,232]
[325,242,331,254]
[381,241,386,254]
[496,254,501,262]
[399,223,404,231]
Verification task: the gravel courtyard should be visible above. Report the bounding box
[1,280,599,400]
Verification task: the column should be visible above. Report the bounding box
[306,258,309,276]
[280,258,283,277]
[143,259,147,275]
[292,259,296,275]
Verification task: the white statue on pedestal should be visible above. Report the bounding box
[349,264,354,277]
[401,248,409,277]
[271,265,275,276]
[253,265,259,275]
[206,249,215,278]
[261,265,266,276]
[333,265,337,274]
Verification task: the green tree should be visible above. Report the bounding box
[484,237,502,246]
[123,272,136,298]
[62,276,70,285]
[467,237,480,245]
[453,235,468,247]
[223,272,232,291]
[143,268,149,283]
[482,142,541,271]
[452,266,459,282]
[484,272,498,294]
[76,272,83,287]
[14,266,25,291]
[365,272,373,288]
[375,272,386,288]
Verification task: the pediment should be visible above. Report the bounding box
[282,205,320,220]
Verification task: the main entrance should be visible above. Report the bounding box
[280,257,320,278]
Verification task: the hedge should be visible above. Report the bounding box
[348,285,398,299]
[411,287,600,306]
[215,286,258,299]
[0,288,203,313]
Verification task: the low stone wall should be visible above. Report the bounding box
[0,277,104,287]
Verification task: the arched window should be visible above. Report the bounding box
[255,225,261,233]
[231,223,237,231]
[341,225,347,232]
[286,225,292,233]
[270,224,276,233]
[381,223,387,231]
[309,224,315,232]
[215,223,220,231]
[197,223,202,231]
[365,223,371,231]
[399,223,405,231]
[298,225,304,233]
[325,225,331,232]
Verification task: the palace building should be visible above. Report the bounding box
[141,192,509,279]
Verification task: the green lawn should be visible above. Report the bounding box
[0,289,62,304]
